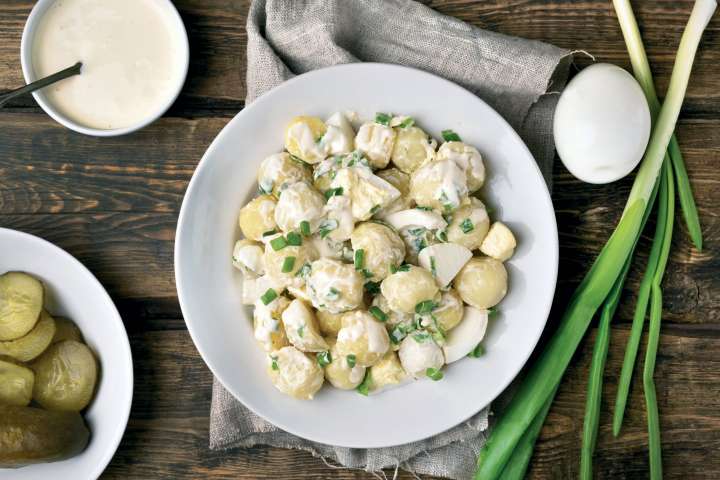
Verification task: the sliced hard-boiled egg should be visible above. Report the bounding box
[442,306,488,364]
[384,208,447,231]
[417,242,472,288]
[554,63,651,184]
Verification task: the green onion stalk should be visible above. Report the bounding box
[473,2,716,479]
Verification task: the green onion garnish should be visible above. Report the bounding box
[397,117,415,129]
[430,256,437,277]
[375,113,391,125]
[270,236,288,251]
[324,187,343,200]
[262,229,278,237]
[286,231,302,246]
[426,367,443,381]
[390,326,405,344]
[460,218,474,234]
[356,370,372,396]
[413,331,431,343]
[281,256,296,273]
[415,300,437,315]
[364,281,380,294]
[317,351,332,367]
[354,249,365,270]
[300,220,311,236]
[362,269,373,279]
[346,354,356,368]
[297,325,305,338]
[295,262,311,278]
[326,287,341,300]
[441,129,461,142]
[270,355,279,371]
[369,306,387,322]
[468,344,485,358]
[369,204,381,215]
[319,219,338,238]
[260,288,278,305]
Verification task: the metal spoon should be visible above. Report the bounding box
[0,62,82,108]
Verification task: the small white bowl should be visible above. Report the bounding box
[0,228,133,480]
[20,0,189,137]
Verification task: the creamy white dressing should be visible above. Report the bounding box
[322,112,355,155]
[355,122,396,165]
[287,122,326,162]
[307,259,361,313]
[253,300,280,350]
[274,182,324,232]
[233,242,265,276]
[31,0,185,130]
[324,195,355,242]
[437,142,485,189]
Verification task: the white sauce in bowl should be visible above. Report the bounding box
[31,0,186,130]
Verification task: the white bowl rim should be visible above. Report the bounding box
[175,62,559,447]
[19,0,190,137]
[0,227,134,477]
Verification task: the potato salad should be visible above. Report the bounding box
[232,112,517,400]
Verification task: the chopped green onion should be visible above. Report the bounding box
[416,206,433,211]
[426,367,443,381]
[300,220,311,236]
[398,117,415,129]
[297,325,305,338]
[270,355,279,371]
[460,218,474,234]
[436,229,448,242]
[369,204,381,215]
[295,262,311,278]
[393,264,410,273]
[430,256,438,277]
[286,232,302,246]
[441,129,461,142]
[488,307,498,318]
[413,331,431,343]
[369,306,387,322]
[362,269,374,279]
[354,249,365,270]
[270,236,288,251]
[319,219,338,238]
[326,287,341,301]
[346,354,356,368]
[324,187,343,200]
[375,112,391,125]
[260,288,277,305]
[364,281,380,294]
[415,300,437,315]
[356,369,372,396]
[389,326,406,344]
[258,180,273,195]
[468,344,485,358]
[317,351,332,367]
[281,256,296,273]
[262,229,278,237]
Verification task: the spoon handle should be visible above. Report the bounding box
[0,62,82,108]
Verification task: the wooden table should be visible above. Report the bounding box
[1,1,718,478]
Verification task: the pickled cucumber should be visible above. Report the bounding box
[0,358,34,406]
[0,310,56,362]
[0,272,44,341]
[0,405,89,467]
[31,340,98,412]
[52,316,83,344]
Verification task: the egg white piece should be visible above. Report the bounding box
[442,306,488,364]
[554,63,651,184]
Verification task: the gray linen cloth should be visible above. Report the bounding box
[210,1,571,478]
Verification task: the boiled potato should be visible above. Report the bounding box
[335,310,390,367]
[369,350,407,393]
[324,194,355,242]
[0,310,55,362]
[281,299,329,352]
[52,317,83,344]
[238,195,278,241]
[399,226,438,265]
[232,239,266,276]
[429,289,464,333]
[398,334,444,378]
[331,166,401,221]
[257,152,312,197]
[0,405,89,467]
[323,337,366,390]
[436,141,485,192]
[31,340,98,412]
[263,234,313,289]
[253,295,291,352]
[350,222,405,281]
[0,272,43,341]
[306,258,364,314]
[316,309,344,337]
[390,126,436,174]
[0,358,34,406]
[370,294,412,329]
[380,266,439,314]
[409,159,468,212]
[480,221,517,261]
[373,168,413,218]
[456,257,508,309]
[274,181,326,233]
[284,116,327,164]
[322,112,356,155]
[446,197,490,251]
[355,122,396,169]
[267,346,324,399]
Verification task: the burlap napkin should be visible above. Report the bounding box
[209,1,571,478]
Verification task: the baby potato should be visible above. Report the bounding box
[257,152,312,197]
[321,112,356,155]
[274,182,326,233]
[390,126,436,174]
[371,294,412,329]
[324,195,355,242]
[0,358,34,406]
[307,234,346,262]
[281,299,329,352]
[447,198,490,251]
[335,310,390,367]
[31,340,98,412]
[480,221,517,261]
[267,346,324,399]
[263,234,313,289]
[350,222,405,281]
[232,239,266,277]
[456,257,508,309]
[355,122,397,169]
[307,258,364,314]
[253,295,291,352]
[0,310,55,362]
[238,195,278,241]
[331,166,401,221]
[373,168,413,218]
[399,226,438,265]
[51,317,83,344]
[0,272,44,341]
[369,350,407,393]
[316,309,345,337]
[323,337,366,390]
[381,266,439,314]
[398,334,444,378]
[409,159,469,212]
[425,289,464,333]
[284,116,328,164]
[436,141,485,192]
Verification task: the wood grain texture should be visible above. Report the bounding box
[0,0,718,479]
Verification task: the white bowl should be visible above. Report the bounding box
[20,0,189,137]
[0,228,133,479]
[175,63,559,448]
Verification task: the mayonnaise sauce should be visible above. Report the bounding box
[32,0,185,130]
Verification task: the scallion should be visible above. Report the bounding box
[426,367,443,381]
[441,129,461,142]
[281,256,296,273]
[300,220,311,236]
[286,231,302,246]
[460,218,474,234]
[354,249,365,270]
[369,306,387,322]
[317,351,332,367]
[356,369,372,395]
[260,288,277,306]
[375,112,391,126]
[346,354,356,368]
[270,236,287,251]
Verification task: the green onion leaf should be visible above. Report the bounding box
[369,306,387,322]
[375,113,391,126]
[426,367,443,381]
[297,325,305,338]
[270,236,288,251]
[300,220,311,236]
[295,262,311,278]
[413,331,431,343]
[430,256,438,277]
[281,256,296,273]
[441,129,461,142]
[262,229,278,237]
[356,369,372,396]
[364,281,380,294]
[270,355,279,371]
[316,351,332,367]
[415,300,437,315]
[468,344,485,358]
[354,249,365,270]
[324,187,343,200]
[319,219,338,238]
[398,117,415,129]
[286,231,302,246]
[390,326,406,344]
[362,269,374,279]
[346,354,356,368]
[326,287,341,301]
[460,218,474,234]
[369,204,381,215]
[260,288,278,305]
